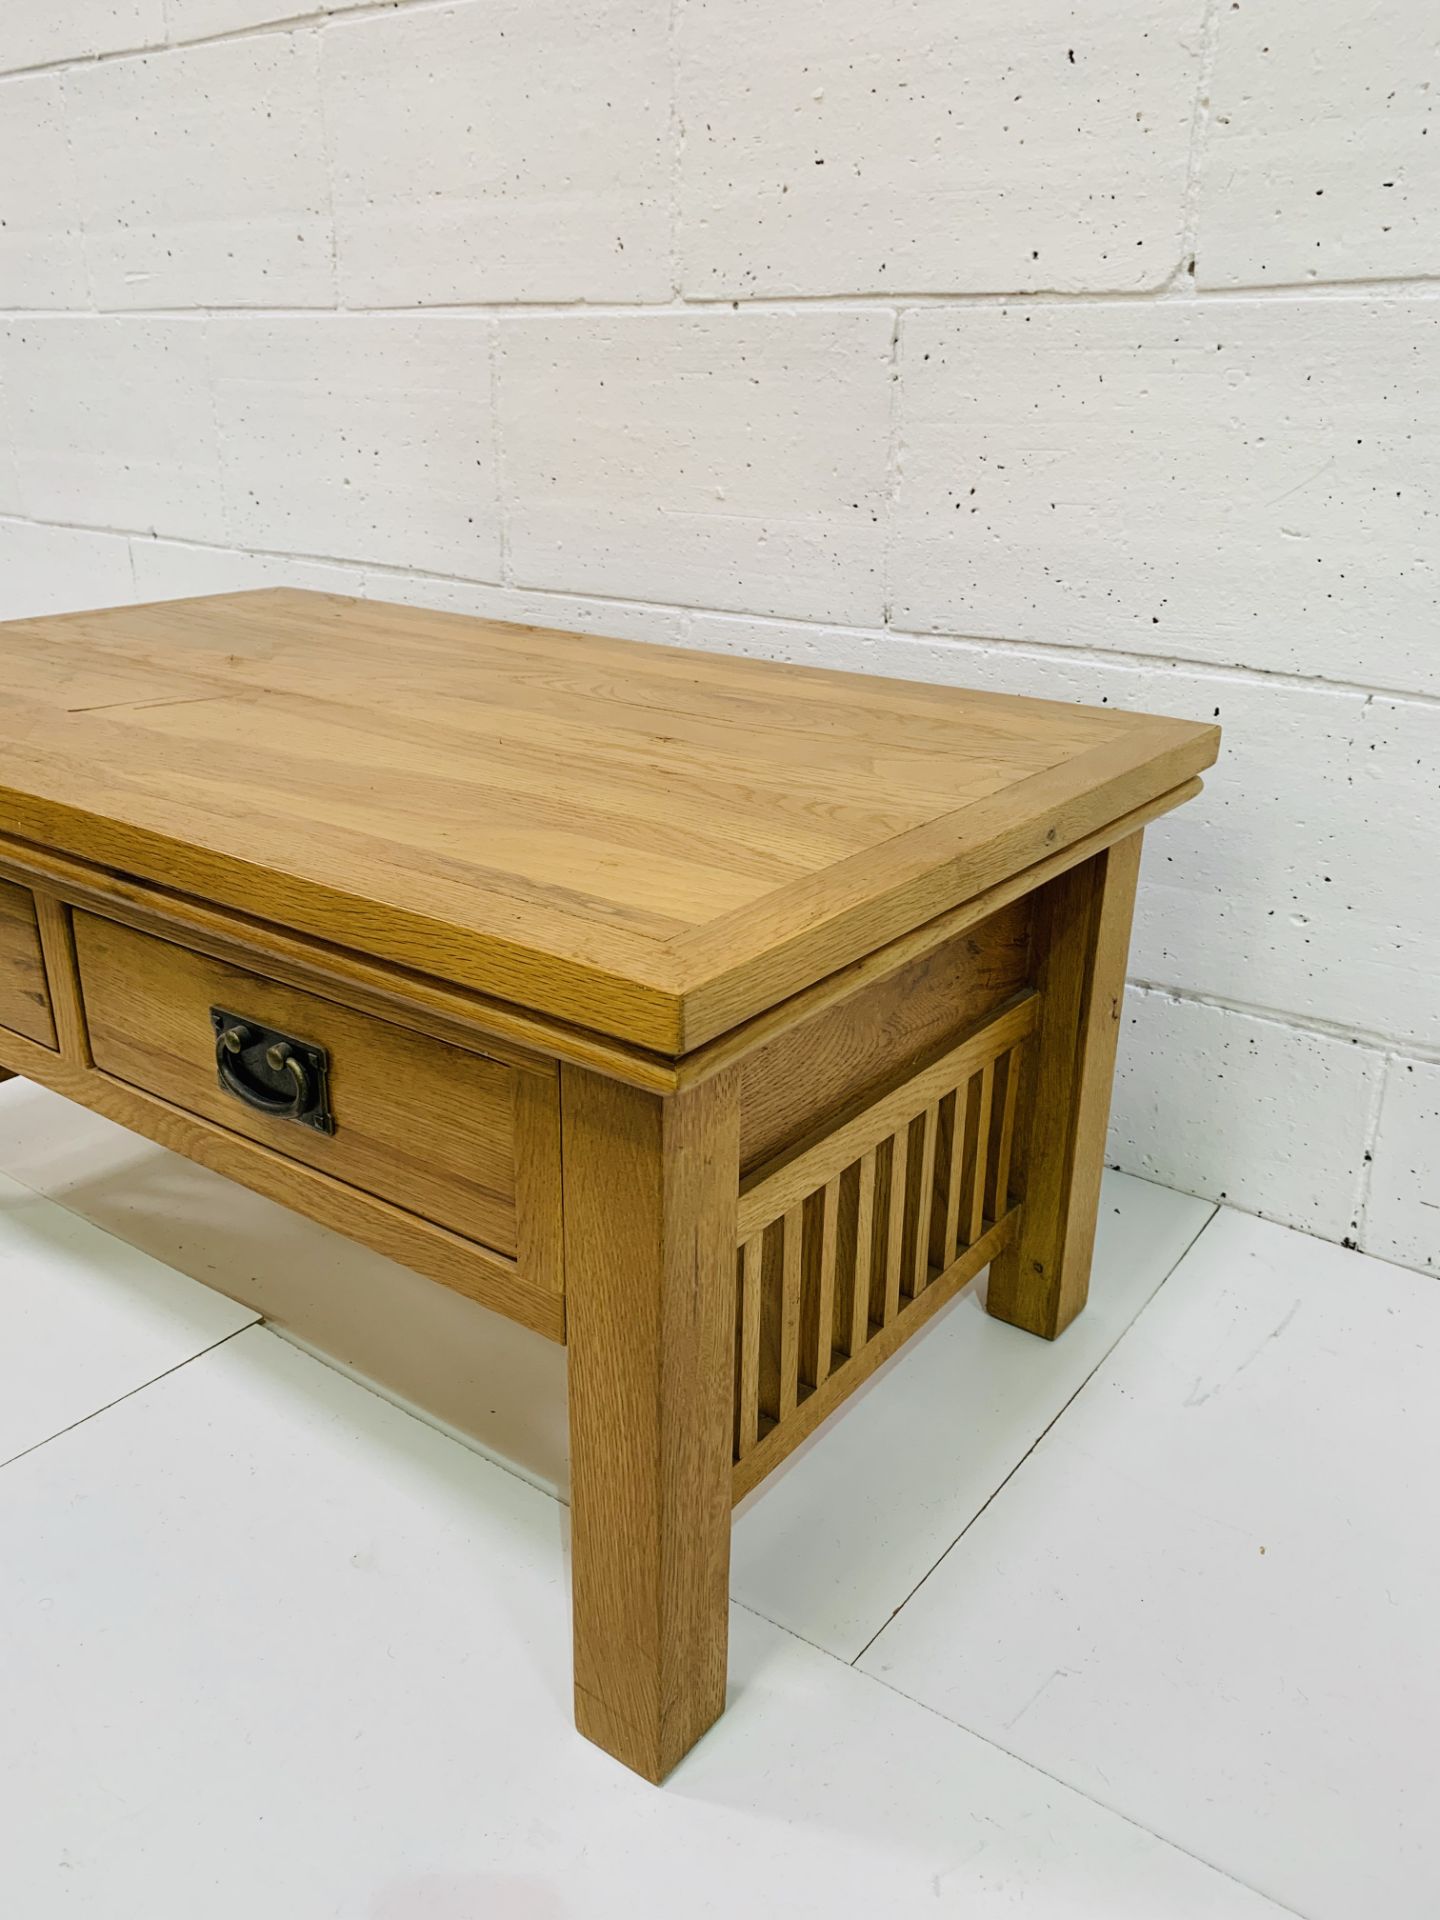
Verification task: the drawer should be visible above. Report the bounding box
[0,879,56,1048]
[73,911,528,1262]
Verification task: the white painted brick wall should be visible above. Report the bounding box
[0,77,89,307]
[324,1,672,306]
[165,0,369,38]
[501,312,893,622]
[0,518,136,618]
[0,362,23,518]
[1,318,224,540]
[678,0,1202,297]
[1366,1060,1440,1276]
[0,2,164,75]
[209,315,502,576]
[1111,986,1381,1244]
[128,534,369,602]
[65,35,333,309]
[0,0,1434,1272]
[1198,0,1440,288]
[894,300,1440,695]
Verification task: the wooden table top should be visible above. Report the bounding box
[0,590,1217,1052]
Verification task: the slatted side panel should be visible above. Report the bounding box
[733,1025,1027,1475]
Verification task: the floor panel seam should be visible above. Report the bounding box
[846,1660,1313,1919]
[0,1321,257,1475]
[847,1201,1224,1667]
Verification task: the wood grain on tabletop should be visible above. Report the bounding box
[0,591,1218,1050]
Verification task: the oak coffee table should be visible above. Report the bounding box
[0,590,1218,1780]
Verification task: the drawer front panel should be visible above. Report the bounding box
[0,879,56,1048]
[74,911,522,1260]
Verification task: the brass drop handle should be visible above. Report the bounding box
[212,1012,333,1132]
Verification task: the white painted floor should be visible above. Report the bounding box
[1,1079,1433,1918]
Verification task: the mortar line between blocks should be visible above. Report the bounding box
[1126,980,1440,1067]
[1171,0,1224,289]
[0,0,478,80]
[4,281,1440,316]
[845,1200,1222,1670]
[880,309,904,625]
[1116,1175,1440,1283]
[51,70,100,315]
[11,513,1440,716]
[1350,1055,1394,1248]
[666,0,686,303]
[489,323,511,586]
[309,17,342,309]
[197,315,232,548]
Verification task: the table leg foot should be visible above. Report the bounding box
[562,1063,740,1782]
[987,832,1143,1341]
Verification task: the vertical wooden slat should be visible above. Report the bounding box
[942,1087,966,1266]
[955,1073,979,1251]
[738,1029,1031,1451]
[851,1147,877,1356]
[910,1102,939,1297]
[737,1232,763,1457]
[813,1176,841,1384]
[732,1247,744,1456]
[929,1092,955,1274]
[967,1063,994,1246]
[780,1202,803,1418]
[882,1124,908,1325]
[833,1162,859,1353]
[757,1224,782,1424]
[986,1047,1022,1224]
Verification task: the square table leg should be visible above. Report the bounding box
[561,1062,741,1782]
[987,831,1143,1341]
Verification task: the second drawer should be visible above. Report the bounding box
[73,911,526,1261]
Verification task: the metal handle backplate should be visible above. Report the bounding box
[211,1008,334,1133]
